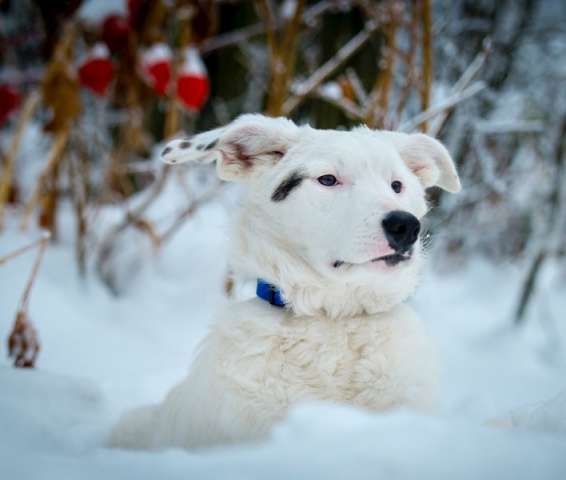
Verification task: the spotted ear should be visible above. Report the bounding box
[160,114,299,182]
[382,132,461,193]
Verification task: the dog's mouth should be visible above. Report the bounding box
[333,249,413,269]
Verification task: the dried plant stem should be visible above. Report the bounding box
[68,149,89,277]
[20,127,70,230]
[159,182,223,245]
[394,1,419,127]
[283,24,377,116]
[96,166,171,291]
[201,1,337,55]
[419,0,433,132]
[366,12,399,128]
[345,68,369,105]
[0,233,49,266]
[428,44,490,137]
[0,91,41,230]
[18,232,50,312]
[258,0,306,116]
[3,232,50,369]
[313,89,365,122]
[514,115,566,324]
[400,81,485,132]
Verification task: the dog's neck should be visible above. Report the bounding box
[231,209,422,320]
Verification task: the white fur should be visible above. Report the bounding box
[110,114,460,450]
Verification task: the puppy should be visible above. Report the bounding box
[109,114,461,450]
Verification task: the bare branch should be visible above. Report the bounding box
[283,23,377,115]
[345,68,369,105]
[419,0,433,131]
[313,88,366,122]
[0,231,50,266]
[428,44,490,136]
[400,81,485,132]
[0,91,41,230]
[20,127,70,230]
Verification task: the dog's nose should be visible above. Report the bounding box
[382,211,421,252]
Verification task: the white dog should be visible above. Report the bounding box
[109,114,461,450]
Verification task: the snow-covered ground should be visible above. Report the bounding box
[1,192,566,479]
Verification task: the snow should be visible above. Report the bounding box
[1,181,566,478]
[142,43,173,65]
[78,0,127,24]
[319,81,343,101]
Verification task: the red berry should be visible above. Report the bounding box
[0,84,22,127]
[102,15,130,53]
[141,44,172,96]
[78,44,114,96]
[176,48,209,112]
[177,74,209,111]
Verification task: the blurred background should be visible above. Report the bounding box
[1,0,565,367]
[1,1,566,476]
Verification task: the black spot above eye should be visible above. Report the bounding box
[318,175,338,187]
[391,180,403,193]
[271,171,305,202]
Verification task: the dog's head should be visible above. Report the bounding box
[162,114,460,317]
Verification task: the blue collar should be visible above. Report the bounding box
[256,279,286,308]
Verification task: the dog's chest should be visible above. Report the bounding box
[215,308,402,408]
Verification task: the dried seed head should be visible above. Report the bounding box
[8,310,40,368]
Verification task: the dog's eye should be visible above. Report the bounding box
[391,180,403,193]
[318,175,338,187]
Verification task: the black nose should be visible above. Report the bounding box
[382,211,421,252]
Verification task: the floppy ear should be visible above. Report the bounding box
[382,132,461,193]
[160,114,299,182]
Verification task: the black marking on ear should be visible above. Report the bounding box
[161,146,172,156]
[179,141,191,149]
[271,170,304,202]
[205,139,218,150]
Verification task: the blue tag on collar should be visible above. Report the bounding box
[256,279,286,308]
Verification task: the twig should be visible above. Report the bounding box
[260,0,306,115]
[200,23,265,54]
[0,231,50,266]
[68,147,89,277]
[313,88,366,122]
[0,91,41,230]
[345,68,369,105]
[283,23,377,116]
[18,232,50,312]
[20,127,70,230]
[419,0,433,132]
[428,44,490,136]
[159,181,224,245]
[400,81,485,132]
[200,1,339,55]
[394,0,419,127]
[4,231,50,369]
[96,166,171,293]
[514,114,566,324]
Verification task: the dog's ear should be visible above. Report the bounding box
[160,114,299,182]
[383,132,461,193]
